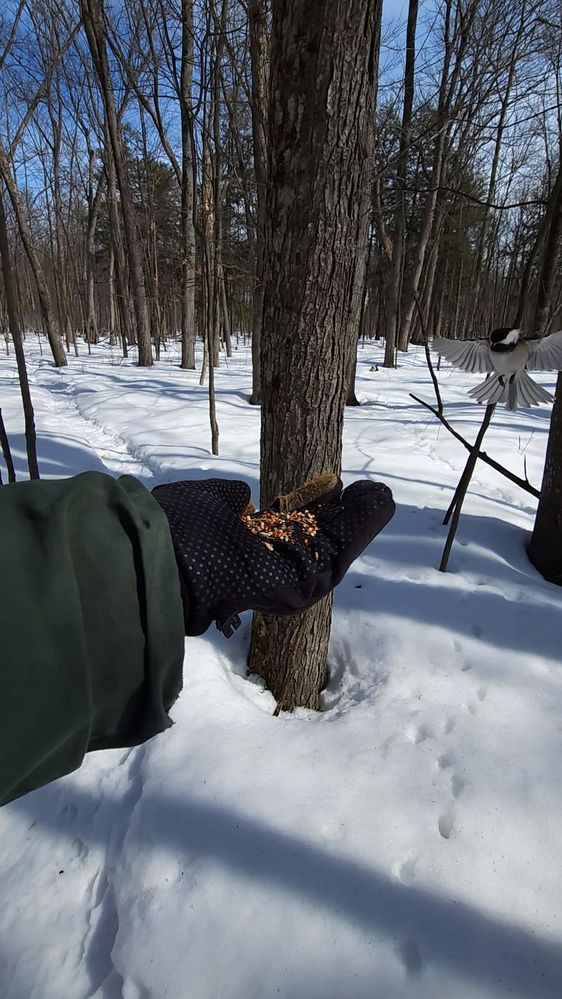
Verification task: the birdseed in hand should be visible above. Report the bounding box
[241,509,319,550]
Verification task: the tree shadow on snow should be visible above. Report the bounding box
[2,431,260,499]
[11,784,562,998]
[333,499,562,665]
[1,431,110,481]
[40,367,256,412]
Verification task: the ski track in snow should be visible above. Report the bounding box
[29,359,155,483]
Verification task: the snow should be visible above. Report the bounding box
[1,336,561,999]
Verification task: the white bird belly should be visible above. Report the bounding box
[492,342,529,376]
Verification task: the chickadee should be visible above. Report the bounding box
[433,328,562,411]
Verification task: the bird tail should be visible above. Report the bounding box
[468,373,508,406]
[513,371,553,409]
[468,371,553,411]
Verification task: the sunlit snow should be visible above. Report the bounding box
[1,337,561,999]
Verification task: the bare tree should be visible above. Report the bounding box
[527,158,562,583]
[248,0,381,711]
[81,0,153,365]
[0,184,39,477]
[248,0,268,404]
[382,0,419,368]
[179,0,197,369]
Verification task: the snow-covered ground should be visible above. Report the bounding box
[1,336,561,999]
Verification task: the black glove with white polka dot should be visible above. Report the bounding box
[152,476,395,637]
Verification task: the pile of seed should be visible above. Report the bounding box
[241,509,318,550]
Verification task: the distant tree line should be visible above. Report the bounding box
[0,0,560,380]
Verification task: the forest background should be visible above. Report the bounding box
[1,0,561,711]
[1,0,560,372]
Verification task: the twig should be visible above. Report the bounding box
[439,404,496,572]
[410,393,540,498]
[413,291,443,415]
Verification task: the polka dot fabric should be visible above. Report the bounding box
[152,477,395,636]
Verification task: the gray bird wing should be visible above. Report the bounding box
[432,337,494,374]
[526,330,562,371]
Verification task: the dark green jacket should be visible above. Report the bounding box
[0,472,185,807]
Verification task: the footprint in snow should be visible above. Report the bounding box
[437,751,466,801]
[405,722,433,744]
[397,937,423,976]
[453,638,473,671]
[71,836,87,860]
[462,686,487,714]
[450,774,465,799]
[438,809,455,840]
[437,751,455,770]
[392,854,417,885]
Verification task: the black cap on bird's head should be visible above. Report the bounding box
[490,327,522,346]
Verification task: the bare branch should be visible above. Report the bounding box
[410,394,540,498]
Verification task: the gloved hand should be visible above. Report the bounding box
[152,474,395,636]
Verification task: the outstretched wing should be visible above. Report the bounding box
[526,330,562,372]
[432,337,493,374]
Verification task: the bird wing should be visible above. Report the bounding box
[432,337,494,374]
[526,330,562,371]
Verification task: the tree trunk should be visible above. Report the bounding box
[248,0,381,711]
[180,0,197,369]
[528,375,562,583]
[383,0,418,368]
[471,4,525,327]
[248,0,269,405]
[0,141,66,367]
[108,242,117,342]
[398,0,474,351]
[219,266,232,357]
[81,0,153,365]
[86,149,104,344]
[104,145,134,354]
[0,185,39,478]
[211,1,228,370]
[528,157,562,584]
[532,159,562,338]
[0,407,16,483]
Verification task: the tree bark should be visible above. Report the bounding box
[0,140,66,367]
[0,184,39,478]
[398,0,476,351]
[81,0,153,365]
[180,0,197,369]
[471,3,525,327]
[85,148,104,344]
[248,0,269,405]
[528,158,562,584]
[103,141,134,354]
[248,0,380,711]
[532,159,562,338]
[528,375,562,583]
[0,407,16,482]
[383,0,418,368]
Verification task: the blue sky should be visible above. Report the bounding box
[383,0,408,25]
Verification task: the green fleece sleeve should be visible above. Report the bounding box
[0,472,185,807]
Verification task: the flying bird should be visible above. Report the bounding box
[433,327,562,411]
